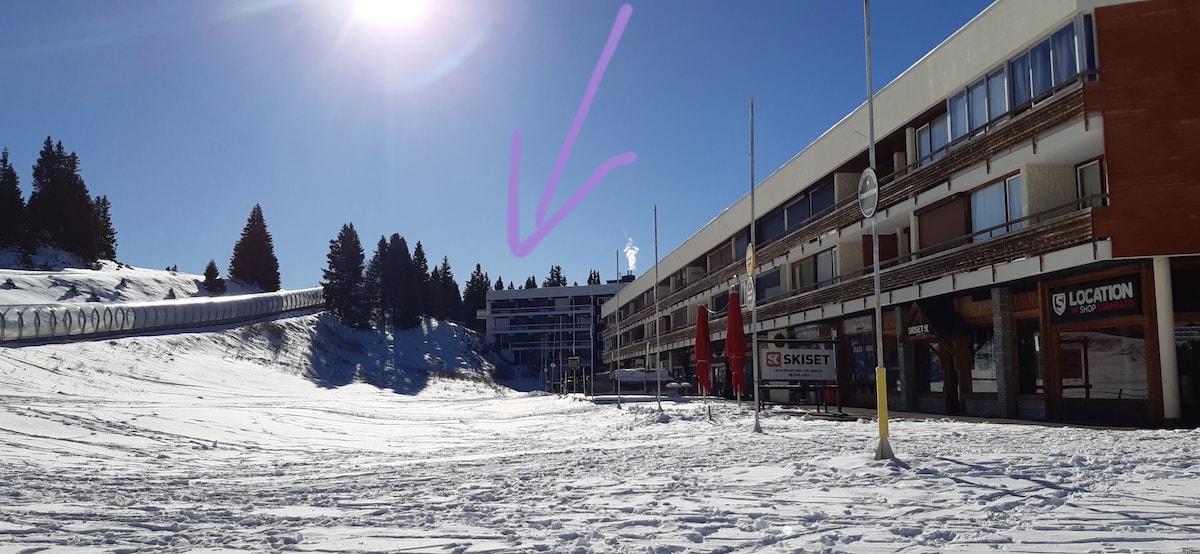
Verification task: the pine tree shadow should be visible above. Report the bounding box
[305,314,428,394]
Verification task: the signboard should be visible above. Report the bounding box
[858,167,879,218]
[760,347,836,380]
[1049,275,1141,324]
[745,243,756,276]
[568,356,581,370]
[1176,326,1200,342]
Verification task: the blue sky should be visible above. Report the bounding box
[1,0,992,291]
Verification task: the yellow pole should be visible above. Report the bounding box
[874,365,894,459]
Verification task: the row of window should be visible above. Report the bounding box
[918,15,1097,165]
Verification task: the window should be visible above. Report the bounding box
[970,327,997,393]
[1059,327,1148,400]
[1076,160,1105,205]
[816,248,837,286]
[734,229,749,261]
[785,196,810,231]
[1051,24,1078,85]
[971,174,1023,240]
[917,115,950,165]
[1010,52,1032,106]
[949,91,969,141]
[792,258,816,292]
[789,248,836,293]
[755,268,782,303]
[1082,15,1097,73]
[950,77,992,140]
[810,181,835,218]
[987,68,1008,120]
[756,209,785,245]
[1031,39,1053,98]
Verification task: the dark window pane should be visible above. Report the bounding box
[1051,23,1078,84]
[1011,53,1032,106]
[1031,39,1053,96]
[810,182,835,217]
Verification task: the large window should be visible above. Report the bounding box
[971,175,1024,240]
[1006,19,1091,109]
[987,68,1008,120]
[1059,326,1148,400]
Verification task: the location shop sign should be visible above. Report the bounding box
[760,348,836,381]
[1049,275,1141,324]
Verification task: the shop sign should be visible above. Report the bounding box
[1049,275,1141,324]
[760,348,836,380]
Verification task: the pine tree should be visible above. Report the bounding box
[494,275,504,291]
[203,259,226,295]
[364,236,389,328]
[508,281,514,290]
[388,234,419,328]
[587,269,601,285]
[524,275,537,289]
[92,195,117,260]
[543,265,567,287]
[0,148,25,249]
[321,223,368,329]
[26,138,100,262]
[428,266,445,319]
[411,241,431,316]
[228,204,281,292]
[461,263,490,329]
[438,256,462,323]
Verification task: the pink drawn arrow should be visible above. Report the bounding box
[507,4,637,258]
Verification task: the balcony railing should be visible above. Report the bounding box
[604,75,1089,344]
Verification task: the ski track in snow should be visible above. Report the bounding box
[1,317,1200,552]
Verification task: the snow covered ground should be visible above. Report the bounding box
[3,312,1200,553]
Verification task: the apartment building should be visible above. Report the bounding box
[481,280,630,389]
[602,0,1200,426]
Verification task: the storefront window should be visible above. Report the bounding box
[971,327,997,393]
[1058,326,1147,400]
[849,334,876,383]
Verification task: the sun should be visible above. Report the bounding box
[353,0,430,26]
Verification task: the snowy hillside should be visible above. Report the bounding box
[0,248,262,305]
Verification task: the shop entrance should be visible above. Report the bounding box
[1177,323,1200,424]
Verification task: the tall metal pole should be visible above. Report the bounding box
[654,205,663,412]
[615,250,622,408]
[750,99,762,434]
[865,0,894,460]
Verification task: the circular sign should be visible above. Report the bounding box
[858,167,879,218]
[745,243,756,276]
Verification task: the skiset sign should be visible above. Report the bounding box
[1049,275,1141,324]
[760,348,836,380]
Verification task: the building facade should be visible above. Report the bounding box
[481,280,629,389]
[602,0,1200,426]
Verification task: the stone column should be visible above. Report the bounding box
[992,287,1016,418]
[1155,256,1181,425]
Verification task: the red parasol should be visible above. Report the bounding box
[695,305,712,395]
[726,290,746,398]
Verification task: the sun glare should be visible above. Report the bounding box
[353,0,429,26]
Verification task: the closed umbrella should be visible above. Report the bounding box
[726,290,746,399]
[695,305,712,395]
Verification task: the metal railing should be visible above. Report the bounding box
[0,287,324,343]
